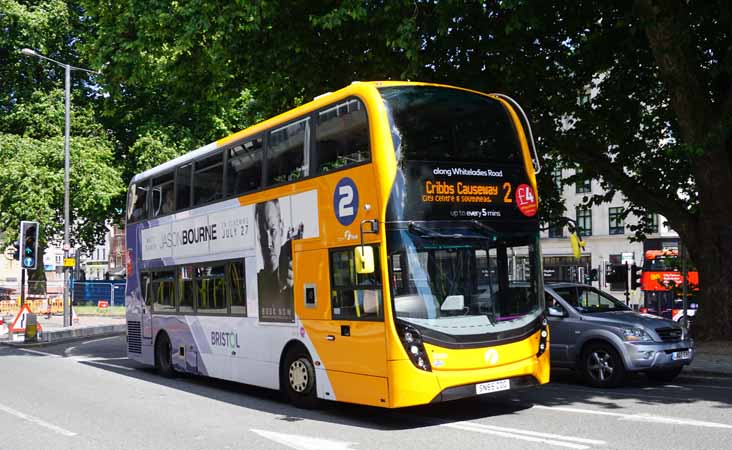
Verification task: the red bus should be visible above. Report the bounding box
[641,250,699,322]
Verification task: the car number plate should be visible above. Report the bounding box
[476,379,510,395]
[672,350,691,360]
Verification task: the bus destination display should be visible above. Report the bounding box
[404,162,537,221]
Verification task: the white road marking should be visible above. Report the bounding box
[17,348,60,357]
[82,336,120,345]
[0,404,77,437]
[76,358,135,371]
[64,346,76,356]
[251,429,359,450]
[443,421,604,450]
[543,384,705,401]
[533,405,732,429]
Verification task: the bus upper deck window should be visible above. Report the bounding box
[151,172,175,218]
[316,99,369,173]
[127,182,149,223]
[227,137,263,196]
[176,164,192,210]
[267,118,310,185]
[193,152,223,205]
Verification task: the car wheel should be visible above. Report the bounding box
[155,332,176,378]
[646,366,683,383]
[283,348,319,409]
[581,342,626,388]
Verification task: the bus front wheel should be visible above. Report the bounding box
[155,332,176,378]
[283,348,319,409]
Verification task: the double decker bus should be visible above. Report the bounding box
[125,81,549,408]
[641,250,699,322]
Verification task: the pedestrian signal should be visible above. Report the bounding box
[19,221,39,270]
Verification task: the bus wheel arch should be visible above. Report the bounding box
[280,341,319,409]
[154,330,176,378]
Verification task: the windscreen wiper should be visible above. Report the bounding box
[470,220,496,236]
[408,222,467,239]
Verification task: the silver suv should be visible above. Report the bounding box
[546,282,694,387]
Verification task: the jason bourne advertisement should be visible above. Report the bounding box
[393,161,538,223]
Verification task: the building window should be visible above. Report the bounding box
[609,207,625,235]
[646,213,659,233]
[551,167,563,191]
[576,208,592,237]
[548,223,564,238]
[575,169,591,194]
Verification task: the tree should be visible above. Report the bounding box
[1,1,124,292]
[77,0,730,338]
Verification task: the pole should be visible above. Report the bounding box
[20,269,26,306]
[624,261,630,305]
[681,243,689,327]
[63,63,71,327]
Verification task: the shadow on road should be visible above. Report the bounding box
[25,335,732,430]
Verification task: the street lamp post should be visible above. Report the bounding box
[21,48,99,327]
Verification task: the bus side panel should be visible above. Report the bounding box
[325,371,390,407]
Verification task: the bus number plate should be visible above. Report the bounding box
[476,379,510,395]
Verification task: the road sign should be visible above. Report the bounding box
[64,257,76,267]
[3,246,15,260]
[9,304,42,334]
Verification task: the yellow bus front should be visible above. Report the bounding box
[369,83,549,407]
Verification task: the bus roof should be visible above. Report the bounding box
[129,81,496,185]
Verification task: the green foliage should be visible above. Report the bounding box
[0,133,123,250]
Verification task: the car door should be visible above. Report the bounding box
[546,286,582,366]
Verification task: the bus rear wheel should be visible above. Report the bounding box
[155,332,176,378]
[283,348,319,409]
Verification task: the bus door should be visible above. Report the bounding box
[140,272,153,340]
[302,246,388,405]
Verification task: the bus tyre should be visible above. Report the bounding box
[581,342,625,388]
[283,349,319,409]
[155,332,176,378]
[646,366,683,383]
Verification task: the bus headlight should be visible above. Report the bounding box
[537,316,548,357]
[398,323,431,372]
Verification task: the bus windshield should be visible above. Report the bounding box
[379,85,522,164]
[386,228,542,337]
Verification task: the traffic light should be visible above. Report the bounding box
[12,240,19,260]
[630,264,642,290]
[20,221,39,270]
[605,264,627,284]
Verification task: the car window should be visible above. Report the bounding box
[577,286,629,312]
[552,287,579,308]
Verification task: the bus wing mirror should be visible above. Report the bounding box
[569,233,585,260]
[355,245,375,274]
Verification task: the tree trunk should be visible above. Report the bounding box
[687,230,732,341]
[684,151,732,340]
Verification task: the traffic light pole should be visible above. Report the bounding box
[624,261,630,305]
[20,269,26,306]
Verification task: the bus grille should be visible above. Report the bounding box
[655,327,683,342]
[127,321,142,353]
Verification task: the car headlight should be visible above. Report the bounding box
[622,327,654,342]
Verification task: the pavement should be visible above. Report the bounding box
[0,312,125,346]
[1,312,732,377]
